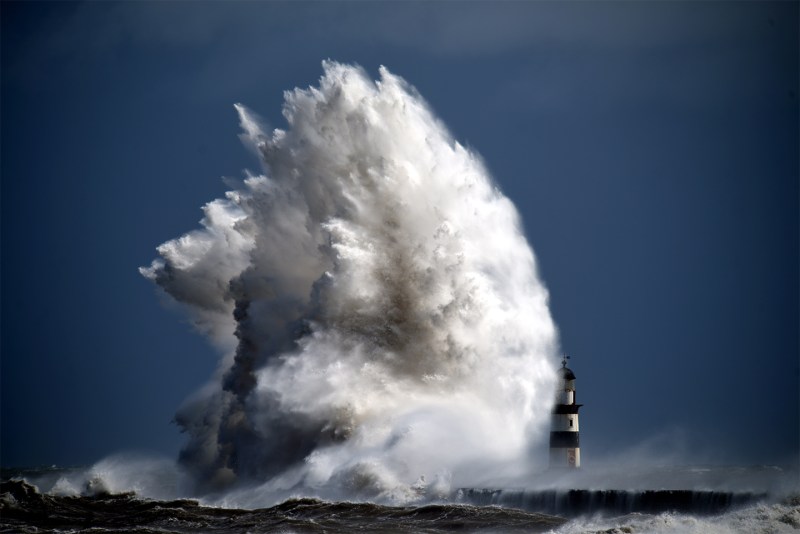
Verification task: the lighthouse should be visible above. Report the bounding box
[550,355,582,468]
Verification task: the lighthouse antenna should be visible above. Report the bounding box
[561,354,570,368]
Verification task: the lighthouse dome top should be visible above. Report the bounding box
[558,355,576,380]
[558,366,576,380]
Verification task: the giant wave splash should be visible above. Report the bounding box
[140,61,558,503]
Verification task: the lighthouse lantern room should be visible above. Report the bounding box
[550,355,582,468]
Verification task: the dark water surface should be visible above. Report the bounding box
[0,479,565,533]
[3,465,797,533]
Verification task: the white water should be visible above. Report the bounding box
[550,501,800,534]
[140,61,558,504]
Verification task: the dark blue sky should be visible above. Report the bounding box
[2,2,797,468]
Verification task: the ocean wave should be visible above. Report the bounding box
[548,496,800,534]
[1,479,566,533]
[3,475,797,534]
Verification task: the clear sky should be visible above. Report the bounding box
[2,1,797,469]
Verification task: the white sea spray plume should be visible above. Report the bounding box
[141,61,558,503]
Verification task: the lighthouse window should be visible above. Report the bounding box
[569,419,573,427]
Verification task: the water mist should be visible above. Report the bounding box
[141,62,558,504]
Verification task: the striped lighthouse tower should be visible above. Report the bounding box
[550,355,582,468]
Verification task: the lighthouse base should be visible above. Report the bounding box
[550,447,581,468]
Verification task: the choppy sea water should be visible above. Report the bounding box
[2,477,566,534]
[2,465,798,533]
